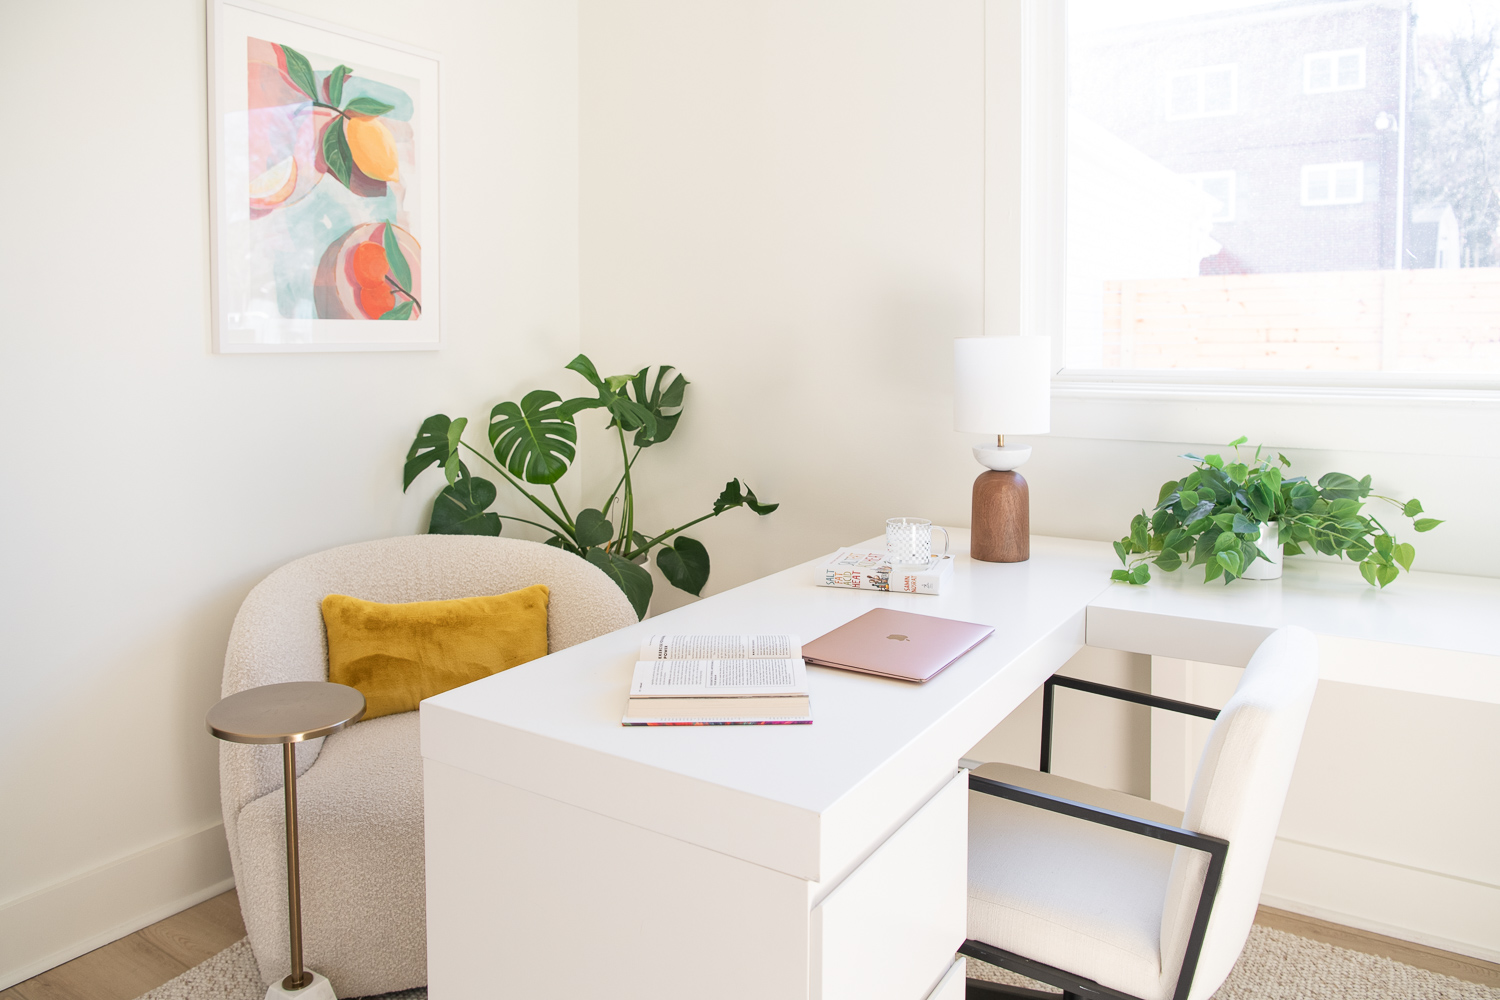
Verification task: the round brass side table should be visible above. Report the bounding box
[208,682,365,1000]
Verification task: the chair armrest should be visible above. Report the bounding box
[967,772,1228,1000]
[1047,675,1220,720]
[1041,675,1218,775]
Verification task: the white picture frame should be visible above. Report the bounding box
[208,0,441,352]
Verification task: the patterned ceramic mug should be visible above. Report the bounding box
[886,518,950,567]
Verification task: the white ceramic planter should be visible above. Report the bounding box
[1241,521,1283,580]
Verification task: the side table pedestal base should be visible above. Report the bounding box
[266,970,337,1000]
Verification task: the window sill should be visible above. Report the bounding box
[1048,377,1500,457]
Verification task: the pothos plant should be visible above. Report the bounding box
[402,354,779,619]
[1112,437,1442,588]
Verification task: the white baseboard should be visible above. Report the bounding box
[1262,836,1500,964]
[0,822,235,989]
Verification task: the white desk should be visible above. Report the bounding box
[421,531,1500,999]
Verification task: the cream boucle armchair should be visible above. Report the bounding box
[220,535,637,997]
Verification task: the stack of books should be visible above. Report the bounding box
[814,548,954,595]
[622,633,811,726]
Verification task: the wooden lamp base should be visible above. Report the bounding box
[971,470,1029,562]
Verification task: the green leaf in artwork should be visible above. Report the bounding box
[404,413,453,490]
[280,44,318,101]
[380,301,414,321]
[1113,539,1129,564]
[1376,562,1398,587]
[585,547,653,619]
[1413,518,1444,532]
[574,508,614,549]
[1216,549,1242,577]
[1111,569,1132,583]
[327,64,351,106]
[1203,453,1225,470]
[322,116,353,188]
[1154,547,1182,573]
[344,96,396,117]
[383,224,412,293]
[428,470,502,536]
[1359,559,1380,587]
[1228,435,1248,447]
[657,536,711,596]
[1129,564,1151,585]
[1403,498,1424,517]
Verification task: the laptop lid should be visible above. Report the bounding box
[801,608,995,683]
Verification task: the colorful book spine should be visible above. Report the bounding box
[814,550,953,595]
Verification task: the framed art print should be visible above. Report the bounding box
[208,0,440,351]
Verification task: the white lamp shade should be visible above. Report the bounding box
[953,336,1052,435]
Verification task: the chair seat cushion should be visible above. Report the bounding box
[236,711,426,996]
[967,762,1181,1000]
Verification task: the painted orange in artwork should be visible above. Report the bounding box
[244,37,420,320]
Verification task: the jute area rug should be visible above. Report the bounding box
[140,925,1498,1000]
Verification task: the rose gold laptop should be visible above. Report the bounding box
[801,608,994,683]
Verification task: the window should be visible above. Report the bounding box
[1183,171,1236,221]
[1060,0,1500,382]
[1304,48,1366,92]
[1301,162,1364,206]
[1166,65,1238,119]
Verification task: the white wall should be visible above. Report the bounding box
[578,0,1499,960]
[0,0,579,985]
[579,0,985,614]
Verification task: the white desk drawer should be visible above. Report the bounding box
[811,770,968,1000]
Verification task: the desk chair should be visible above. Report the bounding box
[962,627,1318,1000]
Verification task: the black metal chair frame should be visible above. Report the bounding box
[961,676,1229,1000]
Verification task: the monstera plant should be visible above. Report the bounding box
[402,354,778,618]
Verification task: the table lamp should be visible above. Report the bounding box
[953,336,1051,562]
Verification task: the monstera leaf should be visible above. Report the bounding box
[488,390,579,485]
[428,468,501,536]
[615,366,688,448]
[404,414,468,490]
[574,508,614,549]
[585,548,653,619]
[561,354,658,441]
[656,536,709,596]
[712,479,779,516]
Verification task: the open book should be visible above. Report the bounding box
[623,633,812,726]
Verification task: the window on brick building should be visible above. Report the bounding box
[1065,0,1500,378]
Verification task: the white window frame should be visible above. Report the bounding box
[1165,64,1239,120]
[1304,47,1366,93]
[1301,162,1364,206]
[1183,171,1237,222]
[982,0,1500,436]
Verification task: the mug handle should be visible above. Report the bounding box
[934,526,950,558]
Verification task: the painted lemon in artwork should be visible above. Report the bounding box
[248,155,297,208]
[346,116,400,182]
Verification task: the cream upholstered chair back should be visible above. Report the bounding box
[1158,626,1318,1000]
[219,534,637,852]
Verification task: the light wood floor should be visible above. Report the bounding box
[1,892,245,1000]
[4,892,1496,999]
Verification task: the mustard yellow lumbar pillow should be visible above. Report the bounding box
[321,585,549,720]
